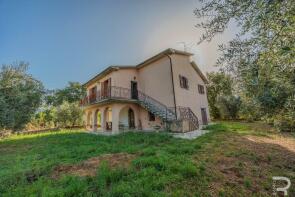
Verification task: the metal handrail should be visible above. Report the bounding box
[81,86,176,117]
[80,86,132,105]
[81,86,172,111]
[137,90,177,120]
[176,107,199,129]
[80,86,199,129]
[80,86,198,130]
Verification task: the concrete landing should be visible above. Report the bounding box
[86,131,121,136]
[86,128,210,139]
[171,129,210,140]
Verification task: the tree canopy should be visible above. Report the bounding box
[45,82,85,106]
[0,62,44,131]
[28,81,85,130]
[206,72,234,119]
[196,0,295,131]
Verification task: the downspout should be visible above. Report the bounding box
[165,53,177,120]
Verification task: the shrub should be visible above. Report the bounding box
[239,98,261,122]
[206,72,234,119]
[56,101,83,127]
[216,95,241,120]
[273,96,295,132]
[273,114,295,132]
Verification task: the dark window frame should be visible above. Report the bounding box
[179,75,189,89]
[148,112,155,121]
[198,84,205,94]
[90,86,96,94]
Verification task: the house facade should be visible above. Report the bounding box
[80,48,210,132]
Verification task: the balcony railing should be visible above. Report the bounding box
[80,86,199,130]
[80,86,133,106]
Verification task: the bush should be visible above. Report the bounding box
[56,101,83,127]
[216,95,241,120]
[206,72,234,119]
[274,118,295,132]
[239,98,261,122]
[273,96,295,132]
[273,114,295,132]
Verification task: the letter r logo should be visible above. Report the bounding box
[272,176,291,196]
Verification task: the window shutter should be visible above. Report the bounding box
[179,75,183,88]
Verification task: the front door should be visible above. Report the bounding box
[128,109,135,129]
[131,81,138,99]
[201,108,208,125]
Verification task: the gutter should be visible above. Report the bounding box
[165,53,177,120]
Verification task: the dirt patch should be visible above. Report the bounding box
[245,122,277,133]
[26,170,44,183]
[200,133,295,196]
[51,153,136,179]
[245,135,295,153]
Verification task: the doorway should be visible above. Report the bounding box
[131,81,138,99]
[102,78,111,98]
[105,107,112,131]
[128,108,135,129]
[201,108,208,125]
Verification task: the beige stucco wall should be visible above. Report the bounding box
[84,102,164,132]
[86,68,139,94]
[138,107,165,130]
[111,69,139,88]
[138,57,174,107]
[170,54,210,125]
[84,52,210,128]
[86,72,115,95]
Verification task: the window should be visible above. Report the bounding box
[148,112,155,121]
[179,75,189,89]
[198,84,205,94]
[90,86,96,94]
[89,86,97,102]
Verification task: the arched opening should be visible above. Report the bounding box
[119,106,135,130]
[104,107,112,131]
[87,111,92,129]
[128,108,135,129]
[94,109,101,131]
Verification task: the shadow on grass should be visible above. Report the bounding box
[196,122,295,196]
[1,122,294,196]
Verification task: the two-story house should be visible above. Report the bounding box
[81,48,210,133]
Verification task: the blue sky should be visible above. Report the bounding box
[0,0,237,89]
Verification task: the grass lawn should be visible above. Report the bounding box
[1,121,295,196]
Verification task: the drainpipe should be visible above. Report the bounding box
[165,53,177,120]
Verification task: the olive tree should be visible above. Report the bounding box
[0,62,44,131]
[195,0,295,131]
[206,72,234,119]
[56,101,83,127]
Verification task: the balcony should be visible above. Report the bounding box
[80,86,135,106]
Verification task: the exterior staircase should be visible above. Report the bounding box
[176,107,199,131]
[137,90,176,121]
[81,86,199,132]
[137,90,199,131]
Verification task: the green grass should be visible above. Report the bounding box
[1,122,295,196]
